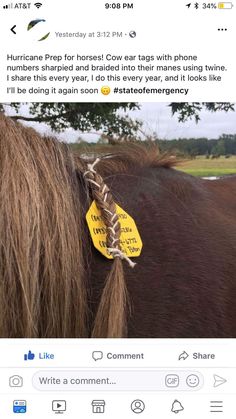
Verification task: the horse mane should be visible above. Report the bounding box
[0,114,176,338]
[76,143,177,177]
[0,114,87,337]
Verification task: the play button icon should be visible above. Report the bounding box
[52,400,66,413]
[213,374,227,388]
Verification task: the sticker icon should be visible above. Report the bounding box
[186,374,200,387]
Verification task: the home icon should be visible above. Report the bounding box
[92,400,105,413]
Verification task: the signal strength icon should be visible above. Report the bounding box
[3,3,13,9]
[34,2,42,8]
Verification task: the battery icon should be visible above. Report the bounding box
[218,2,233,8]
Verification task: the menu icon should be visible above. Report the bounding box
[210,401,223,413]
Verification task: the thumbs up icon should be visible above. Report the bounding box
[24,350,35,361]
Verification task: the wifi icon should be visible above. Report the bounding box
[34,2,42,8]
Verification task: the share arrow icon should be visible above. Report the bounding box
[213,374,227,388]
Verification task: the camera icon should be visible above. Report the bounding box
[9,375,23,387]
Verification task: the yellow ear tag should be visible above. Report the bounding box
[86,200,143,259]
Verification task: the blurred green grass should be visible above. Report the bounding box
[176,156,236,177]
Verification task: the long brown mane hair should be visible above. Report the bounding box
[0,114,176,338]
[0,114,89,337]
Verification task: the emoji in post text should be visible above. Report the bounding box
[101,86,111,95]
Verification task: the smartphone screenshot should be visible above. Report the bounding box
[0,0,235,417]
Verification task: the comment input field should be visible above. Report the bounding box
[32,370,203,392]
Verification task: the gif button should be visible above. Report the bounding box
[165,374,180,388]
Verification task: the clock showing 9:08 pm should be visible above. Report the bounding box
[105,2,134,9]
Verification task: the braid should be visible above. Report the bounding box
[84,161,121,253]
[84,158,132,337]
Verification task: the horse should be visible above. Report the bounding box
[1,113,236,338]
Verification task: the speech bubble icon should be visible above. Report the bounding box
[92,351,103,361]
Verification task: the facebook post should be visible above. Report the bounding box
[0,0,236,417]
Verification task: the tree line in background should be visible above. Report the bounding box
[155,134,236,158]
[77,134,236,159]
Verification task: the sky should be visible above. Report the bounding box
[4,102,236,143]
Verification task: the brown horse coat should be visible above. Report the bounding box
[87,159,236,337]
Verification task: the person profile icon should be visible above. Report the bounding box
[131,399,145,414]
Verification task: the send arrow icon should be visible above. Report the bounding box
[213,374,227,388]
